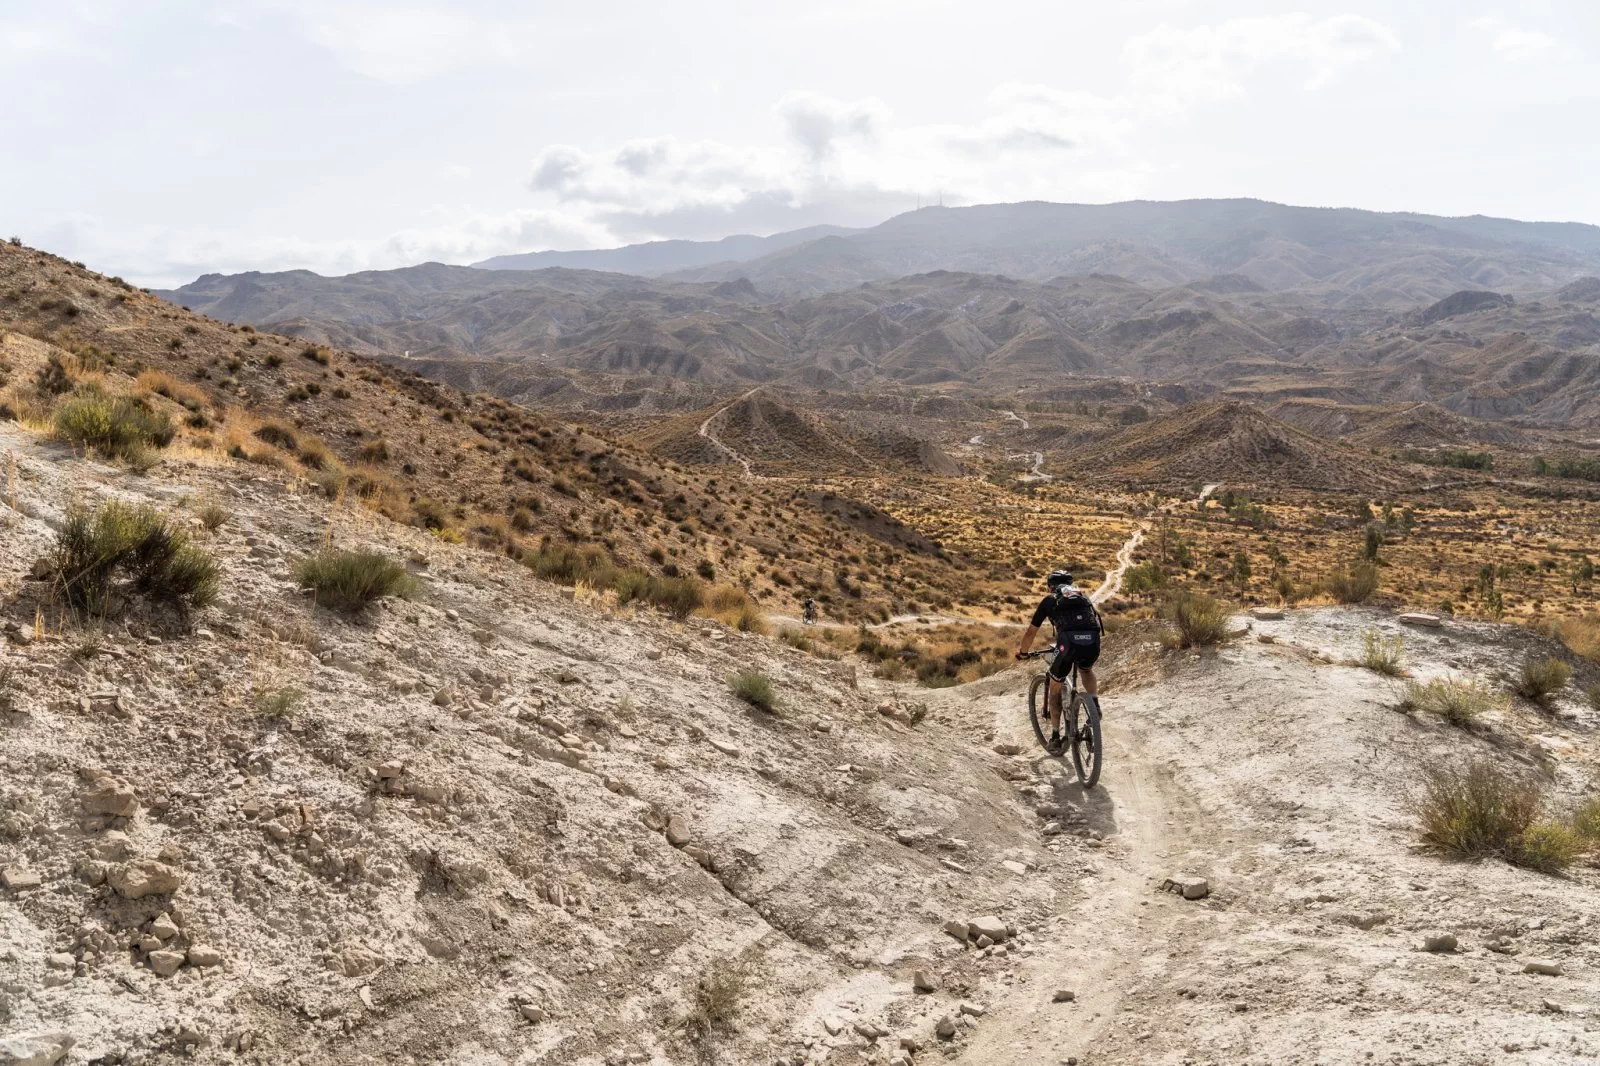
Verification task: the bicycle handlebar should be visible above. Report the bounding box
[1016,648,1056,660]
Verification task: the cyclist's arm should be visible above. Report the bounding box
[1016,623,1040,658]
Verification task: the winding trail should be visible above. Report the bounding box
[697,387,765,479]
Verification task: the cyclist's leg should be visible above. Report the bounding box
[1079,665,1098,695]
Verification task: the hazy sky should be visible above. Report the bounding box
[2,1,1595,286]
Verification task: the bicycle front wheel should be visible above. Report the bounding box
[1070,695,1102,788]
[1027,674,1054,752]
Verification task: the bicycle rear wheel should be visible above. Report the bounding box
[1070,695,1102,788]
[1027,674,1055,753]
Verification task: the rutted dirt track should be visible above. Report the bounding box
[929,610,1600,1065]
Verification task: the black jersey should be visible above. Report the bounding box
[1030,588,1102,639]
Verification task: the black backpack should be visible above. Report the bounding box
[1054,589,1100,634]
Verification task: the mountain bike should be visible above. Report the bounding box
[1021,648,1102,788]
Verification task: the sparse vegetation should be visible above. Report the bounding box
[1323,561,1380,604]
[684,960,751,1046]
[293,549,415,612]
[196,498,231,532]
[1516,657,1571,706]
[729,669,776,712]
[1357,628,1406,676]
[54,385,174,465]
[1398,677,1500,726]
[252,685,304,719]
[1415,759,1575,873]
[1161,591,1231,648]
[43,500,219,616]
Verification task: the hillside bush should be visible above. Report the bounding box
[44,500,218,615]
[1161,591,1231,648]
[294,549,414,611]
[1324,561,1380,604]
[1414,759,1575,872]
[1122,561,1165,594]
[1516,657,1572,705]
[136,369,205,412]
[729,670,776,712]
[1398,677,1500,725]
[1358,628,1406,676]
[54,385,174,465]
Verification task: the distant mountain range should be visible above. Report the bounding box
[156,199,1600,430]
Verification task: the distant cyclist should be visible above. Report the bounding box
[1015,569,1103,754]
[803,597,817,625]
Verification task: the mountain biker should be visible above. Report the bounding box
[803,597,817,625]
[1015,569,1103,754]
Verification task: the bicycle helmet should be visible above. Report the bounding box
[1047,569,1074,591]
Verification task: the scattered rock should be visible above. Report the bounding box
[518,1004,546,1023]
[1249,607,1285,620]
[993,742,1022,756]
[1052,989,1076,1003]
[913,969,939,993]
[147,950,185,977]
[1524,959,1564,977]
[0,1032,75,1066]
[1161,875,1209,900]
[1000,860,1029,876]
[958,1001,986,1017]
[108,860,183,900]
[665,815,692,847]
[852,1021,888,1041]
[823,1017,845,1036]
[188,945,223,968]
[935,1015,957,1040]
[941,920,969,942]
[967,915,1009,943]
[2,866,42,891]
[44,953,74,972]
[1398,612,1443,628]
[1421,933,1458,953]
[149,913,180,941]
[81,775,138,818]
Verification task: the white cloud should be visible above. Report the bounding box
[1124,13,1400,103]
[1470,16,1558,62]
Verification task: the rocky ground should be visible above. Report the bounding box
[3,412,1600,1066]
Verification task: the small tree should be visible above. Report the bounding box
[1363,525,1384,562]
[1231,550,1252,598]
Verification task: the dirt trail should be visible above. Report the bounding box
[697,386,764,478]
[927,607,1600,1064]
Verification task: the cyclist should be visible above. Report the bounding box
[1015,569,1103,754]
[803,597,817,625]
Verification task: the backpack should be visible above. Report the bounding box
[1053,589,1100,634]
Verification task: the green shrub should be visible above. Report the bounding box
[253,421,298,451]
[252,685,303,719]
[1358,628,1406,676]
[1415,759,1572,872]
[684,960,750,1046]
[1516,657,1571,705]
[1398,677,1500,725]
[54,386,173,465]
[1324,561,1380,604]
[1161,591,1231,648]
[1587,684,1600,712]
[44,500,218,615]
[196,499,230,532]
[1123,561,1165,594]
[729,669,775,711]
[294,549,414,611]
[1517,821,1584,874]
[1573,797,1600,842]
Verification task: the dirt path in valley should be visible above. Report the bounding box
[698,387,764,479]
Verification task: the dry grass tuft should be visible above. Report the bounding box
[729,669,776,712]
[1398,677,1501,726]
[1161,591,1231,648]
[1516,657,1572,706]
[1357,628,1406,676]
[294,549,415,612]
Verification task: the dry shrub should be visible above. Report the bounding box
[54,385,174,465]
[1574,797,1600,843]
[1398,677,1501,725]
[729,669,775,712]
[196,498,231,532]
[684,960,751,1046]
[1358,628,1406,676]
[1415,759,1577,873]
[1551,615,1600,662]
[1324,561,1380,604]
[1161,591,1231,648]
[44,500,219,616]
[1516,657,1572,705]
[135,369,205,411]
[253,420,299,452]
[296,435,338,471]
[294,549,414,612]
[698,585,767,634]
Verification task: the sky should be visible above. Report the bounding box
[2,0,1596,287]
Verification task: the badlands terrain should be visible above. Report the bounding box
[3,210,1600,1066]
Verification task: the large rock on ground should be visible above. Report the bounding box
[0,1032,75,1066]
[108,860,182,899]
[966,915,1009,943]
